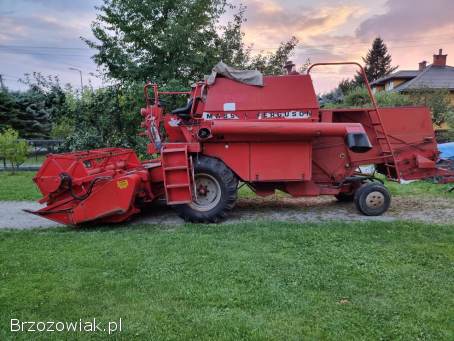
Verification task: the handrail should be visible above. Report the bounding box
[307,62,378,111]
[307,62,401,180]
[143,82,190,108]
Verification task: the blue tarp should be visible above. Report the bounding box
[438,142,454,160]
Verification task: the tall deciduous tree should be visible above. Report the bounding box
[84,0,298,85]
[85,0,229,85]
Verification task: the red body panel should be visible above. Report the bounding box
[204,75,318,111]
[203,142,311,181]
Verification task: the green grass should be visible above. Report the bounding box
[0,221,453,340]
[0,172,40,201]
[383,178,454,197]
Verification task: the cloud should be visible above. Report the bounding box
[356,0,454,40]
[242,0,364,47]
[0,1,100,90]
[22,0,98,13]
[0,15,89,46]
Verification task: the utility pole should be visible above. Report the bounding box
[68,68,84,129]
[0,74,5,91]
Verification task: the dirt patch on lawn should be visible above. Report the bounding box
[135,195,454,225]
[223,195,454,225]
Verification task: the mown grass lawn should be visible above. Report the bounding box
[0,221,453,340]
[0,172,41,201]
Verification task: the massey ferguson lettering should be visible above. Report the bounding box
[202,112,239,120]
[257,111,311,119]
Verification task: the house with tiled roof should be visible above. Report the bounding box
[371,49,454,105]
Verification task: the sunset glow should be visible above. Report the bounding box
[1,0,453,93]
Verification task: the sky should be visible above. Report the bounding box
[1,0,454,93]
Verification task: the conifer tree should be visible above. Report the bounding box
[356,37,398,84]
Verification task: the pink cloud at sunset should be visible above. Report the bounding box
[0,0,453,93]
[233,0,454,93]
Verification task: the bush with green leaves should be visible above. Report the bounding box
[51,117,75,140]
[324,86,412,108]
[0,128,28,173]
[405,88,454,127]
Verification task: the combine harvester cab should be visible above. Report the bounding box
[29,62,454,225]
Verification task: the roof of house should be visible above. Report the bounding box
[370,70,420,86]
[393,65,454,91]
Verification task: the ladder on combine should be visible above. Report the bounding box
[161,144,193,204]
[369,109,401,180]
[308,62,402,181]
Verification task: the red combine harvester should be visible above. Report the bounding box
[29,62,454,225]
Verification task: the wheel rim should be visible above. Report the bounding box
[365,191,385,209]
[189,173,222,212]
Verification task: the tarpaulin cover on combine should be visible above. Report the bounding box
[206,61,263,86]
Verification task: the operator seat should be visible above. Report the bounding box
[171,99,193,119]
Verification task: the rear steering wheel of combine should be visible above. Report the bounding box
[354,182,391,216]
[174,156,238,223]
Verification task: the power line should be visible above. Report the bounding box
[0,44,93,50]
[0,50,92,58]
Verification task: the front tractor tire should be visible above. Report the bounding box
[354,182,391,216]
[174,156,238,223]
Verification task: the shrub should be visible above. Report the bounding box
[0,128,28,173]
[332,86,412,108]
[375,91,413,107]
[51,117,75,139]
[406,88,454,127]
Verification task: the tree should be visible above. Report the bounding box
[85,0,230,85]
[248,37,299,75]
[0,90,19,132]
[406,88,454,127]
[0,75,58,139]
[338,78,357,95]
[64,83,148,155]
[216,4,251,69]
[13,91,52,139]
[84,0,298,85]
[355,37,397,84]
[20,72,69,123]
[0,128,28,173]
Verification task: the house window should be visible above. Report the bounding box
[385,81,394,91]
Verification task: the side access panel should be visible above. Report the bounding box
[250,142,311,181]
[203,141,312,182]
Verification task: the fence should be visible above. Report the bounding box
[27,139,65,161]
[0,139,64,171]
